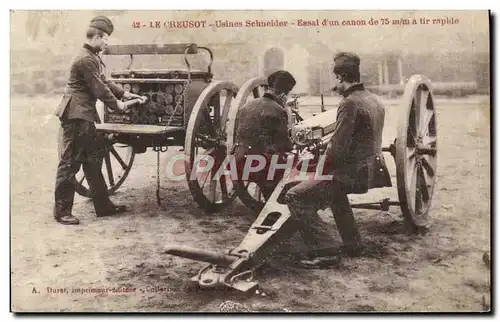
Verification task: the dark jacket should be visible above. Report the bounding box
[233,93,293,183]
[233,93,292,154]
[54,44,125,123]
[323,84,392,193]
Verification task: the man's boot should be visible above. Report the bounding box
[53,205,80,225]
[330,200,363,257]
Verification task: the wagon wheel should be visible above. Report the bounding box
[57,128,135,198]
[185,81,239,213]
[225,77,270,212]
[396,75,437,232]
[227,77,300,212]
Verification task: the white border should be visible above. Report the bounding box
[3,1,498,321]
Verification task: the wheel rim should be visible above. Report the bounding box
[226,77,271,211]
[57,131,135,198]
[226,77,267,151]
[185,80,239,212]
[56,100,135,198]
[235,181,268,212]
[396,75,437,228]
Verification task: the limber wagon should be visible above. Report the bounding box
[64,43,287,209]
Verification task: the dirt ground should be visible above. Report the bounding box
[10,94,490,312]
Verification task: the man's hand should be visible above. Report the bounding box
[117,100,127,113]
[294,159,318,173]
[123,91,141,100]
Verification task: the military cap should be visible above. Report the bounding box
[89,16,114,35]
[333,52,361,80]
[267,70,296,94]
[334,52,360,67]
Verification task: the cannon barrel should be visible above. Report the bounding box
[291,109,337,146]
[164,245,238,268]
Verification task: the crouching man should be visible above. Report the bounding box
[285,52,392,268]
[233,70,297,201]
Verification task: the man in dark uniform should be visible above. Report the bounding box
[285,52,392,268]
[53,16,143,225]
[233,70,296,200]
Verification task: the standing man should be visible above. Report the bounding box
[285,52,392,268]
[53,16,143,225]
[233,70,296,200]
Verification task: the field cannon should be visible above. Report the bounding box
[54,44,437,291]
[164,74,438,292]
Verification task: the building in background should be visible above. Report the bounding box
[10,10,490,97]
[206,40,489,97]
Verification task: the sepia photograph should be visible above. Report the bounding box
[9,9,491,313]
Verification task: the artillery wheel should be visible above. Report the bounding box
[396,75,438,232]
[226,77,269,212]
[56,127,135,198]
[185,80,239,213]
[227,77,301,212]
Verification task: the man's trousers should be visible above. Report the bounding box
[54,119,114,218]
[285,179,362,256]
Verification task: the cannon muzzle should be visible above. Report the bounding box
[164,245,238,268]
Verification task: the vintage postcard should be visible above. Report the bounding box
[10,10,490,313]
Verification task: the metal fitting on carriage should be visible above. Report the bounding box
[290,125,324,146]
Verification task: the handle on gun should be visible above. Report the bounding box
[319,132,334,148]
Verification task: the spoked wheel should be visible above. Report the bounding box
[185,81,240,213]
[56,128,135,198]
[226,77,267,150]
[226,77,301,212]
[396,75,438,232]
[237,181,268,213]
[226,77,269,212]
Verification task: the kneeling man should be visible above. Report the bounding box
[285,52,392,267]
[233,70,297,200]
